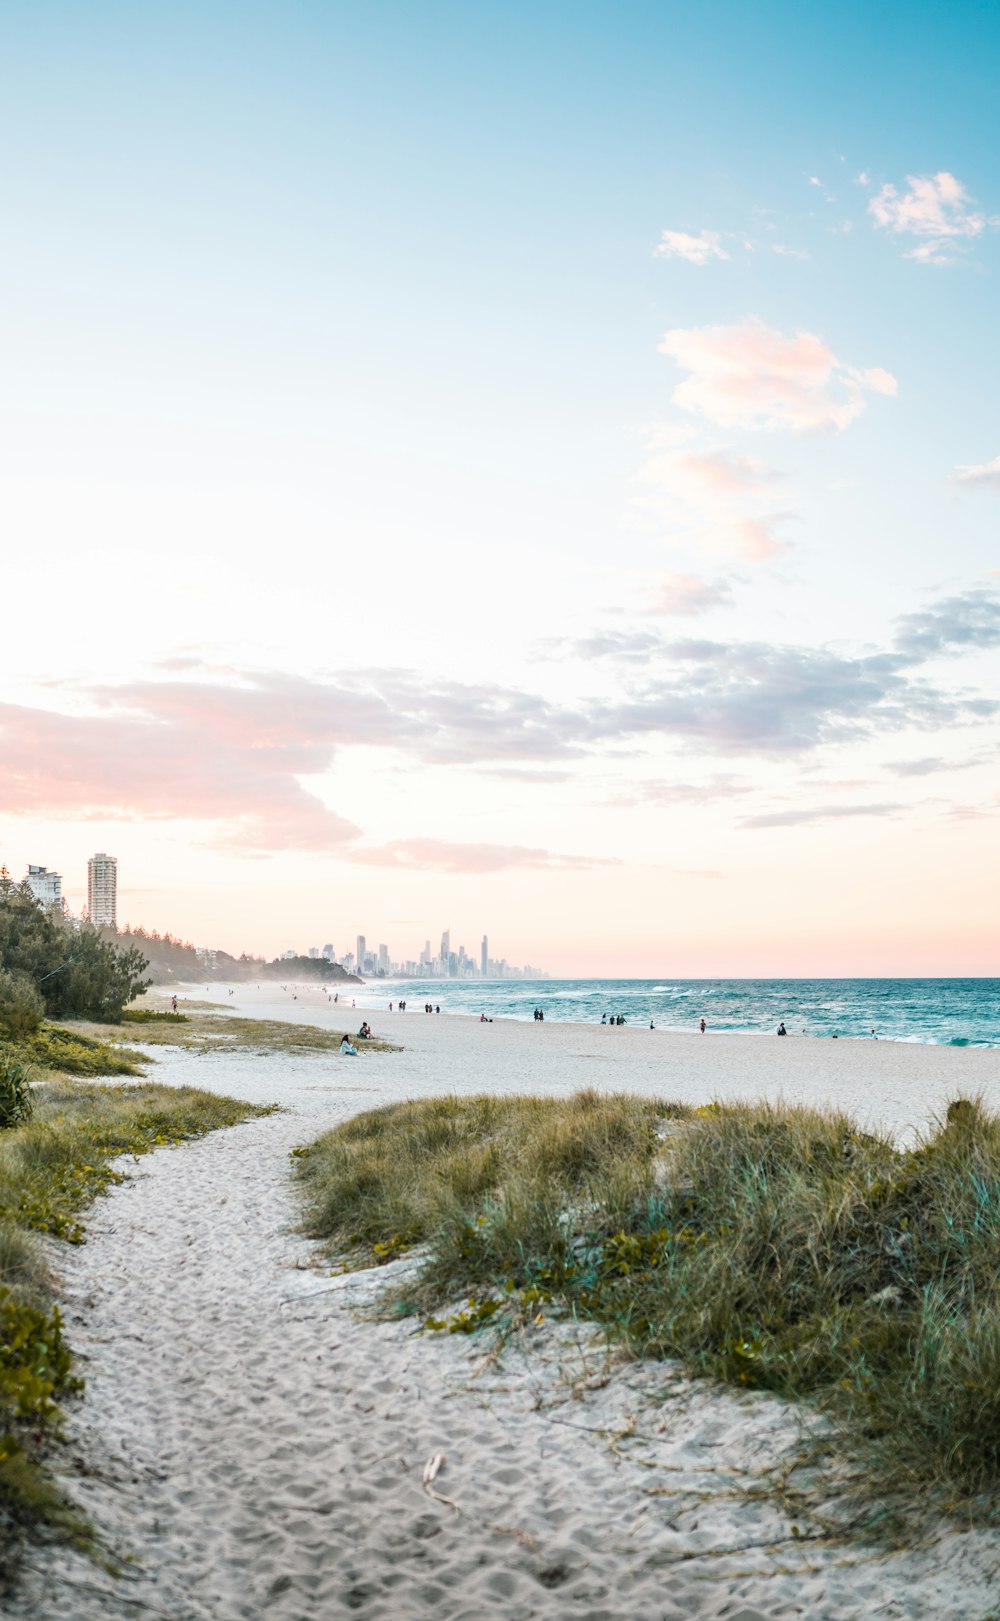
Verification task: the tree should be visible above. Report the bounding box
[0,883,150,1022]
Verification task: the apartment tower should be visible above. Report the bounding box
[87,852,117,929]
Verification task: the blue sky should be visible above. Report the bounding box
[0,2,997,971]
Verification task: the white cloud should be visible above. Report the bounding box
[869,172,989,262]
[659,318,897,434]
[955,454,1000,489]
[653,229,729,265]
[648,573,734,617]
[771,244,809,259]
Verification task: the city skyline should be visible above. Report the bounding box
[4,853,544,975]
[0,5,997,976]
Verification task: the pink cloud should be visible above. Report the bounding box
[659,319,897,433]
[653,229,729,265]
[636,435,793,561]
[0,694,363,852]
[869,172,988,261]
[351,839,613,874]
[670,451,780,496]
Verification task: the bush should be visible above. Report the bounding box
[294,1090,1000,1508]
[0,972,44,1040]
[0,1054,34,1129]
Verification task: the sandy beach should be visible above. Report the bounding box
[11,988,1000,1620]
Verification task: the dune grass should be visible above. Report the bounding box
[5,1025,147,1078]
[85,1009,399,1057]
[0,1079,273,1582]
[294,1089,1000,1507]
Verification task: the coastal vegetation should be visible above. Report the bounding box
[295,1090,1000,1509]
[87,1006,400,1058]
[0,879,150,1025]
[0,1078,272,1584]
[104,926,360,986]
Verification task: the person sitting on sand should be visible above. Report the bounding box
[357,1022,372,1040]
[340,1035,358,1055]
[777,1021,787,1036]
[600,1013,607,1024]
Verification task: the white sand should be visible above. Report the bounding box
[11,987,1000,1619]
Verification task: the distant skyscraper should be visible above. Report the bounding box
[378,943,389,973]
[481,935,488,977]
[322,943,334,961]
[356,934,366,974]
[25,865,63,909]
[440,929,450,963]
[87,852,117,928]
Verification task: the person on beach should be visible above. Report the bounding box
[600,1013,607,1024]
[340,1035,357,1055]
[699,1018,706,1034]
[171,995,178,1013]
[777,1021,787,1036]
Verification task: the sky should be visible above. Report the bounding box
[1,0,998,976]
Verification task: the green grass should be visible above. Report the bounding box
[294,1090,1000,1510]
[85,1010,399,1057]
[121,1008,190,1025]
[3,1025,147,1079]
[0,1079,274,1582]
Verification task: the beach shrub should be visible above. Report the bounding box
[15,1025,146,1078]
[0,972,44,1040]
[295,1089,1000,1507]
[0,1054,34,1130]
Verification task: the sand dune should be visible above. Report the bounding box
[11,993,1000,1618]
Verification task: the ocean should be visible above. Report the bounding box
[372,978,999,1047]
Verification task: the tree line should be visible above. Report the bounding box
[0,878,150,1033]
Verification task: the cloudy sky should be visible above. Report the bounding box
[1,1,997,974]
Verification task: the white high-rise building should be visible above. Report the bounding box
[481,935,488,977]
[87,852,117,929]
[322,943,335,961]
[440,929,450,964]
[356,935,366,975]
[378,943,389,974]
[25,865,63,909]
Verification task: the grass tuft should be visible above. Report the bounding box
[294,1089,1000,1509]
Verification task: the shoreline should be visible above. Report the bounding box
[162,980,1000,1144]
[172,976,999,1045]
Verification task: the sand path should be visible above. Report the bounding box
[11,1002,1000,1618]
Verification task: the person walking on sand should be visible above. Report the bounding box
[171,995,178,1013]
[699,1018,706,1034]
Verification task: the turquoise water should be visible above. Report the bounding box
[376,978,999,1047]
